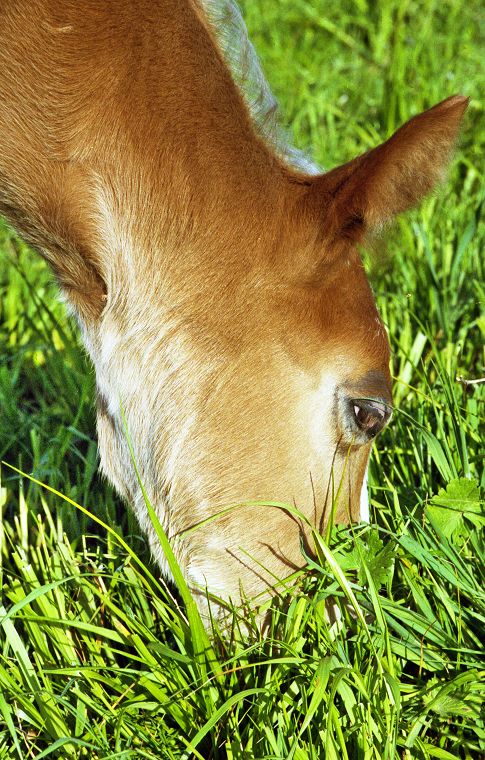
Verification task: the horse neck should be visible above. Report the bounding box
[90,0,292,271]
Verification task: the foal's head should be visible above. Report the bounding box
[92,97,467,607]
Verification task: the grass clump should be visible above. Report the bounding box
[0,0,484,757]
[0,471,483,758]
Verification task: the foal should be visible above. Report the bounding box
[0,0,467,617]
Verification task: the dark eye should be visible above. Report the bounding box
[350,398,392,438]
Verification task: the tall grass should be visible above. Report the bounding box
[0,0,484,757]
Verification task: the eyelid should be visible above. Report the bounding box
[351,397,394,416]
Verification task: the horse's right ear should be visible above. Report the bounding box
[305,95,469,248]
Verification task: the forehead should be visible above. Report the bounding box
[341,368,392,402]
[273,249,390,357]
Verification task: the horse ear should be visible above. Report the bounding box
[307,95,469,245]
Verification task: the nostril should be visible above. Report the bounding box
[350,398,392,438]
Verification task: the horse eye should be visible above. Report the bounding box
[351,398,392,438]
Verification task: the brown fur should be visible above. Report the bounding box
[0,0,467,617]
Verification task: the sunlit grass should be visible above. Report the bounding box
[0,462,483,758]
[0,0,483,757]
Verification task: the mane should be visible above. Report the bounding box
[199,0,322,175]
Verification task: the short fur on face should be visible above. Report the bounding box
[0,0,468,616]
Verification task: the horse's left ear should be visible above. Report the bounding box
[306,95,469,245]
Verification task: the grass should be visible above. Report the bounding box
[0,0,484,757]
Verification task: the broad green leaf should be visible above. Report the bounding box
[426,477,483,538]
